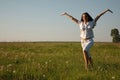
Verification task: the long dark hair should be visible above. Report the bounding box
[81,12,93,22]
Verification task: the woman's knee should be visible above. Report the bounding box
[83,50,88,53]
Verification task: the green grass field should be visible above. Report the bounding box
[0,42,120,80]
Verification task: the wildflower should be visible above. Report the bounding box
[13,70,16,73]
[45,61,48,65]
[43,74,45,77]
[28,58,31,61]
[98,66,101,70]
[7,64,14,72]
[66,61,69,64]
[49,60,52,63]
[7,64,12,68]
[0,48,3,50]
[38,63,41,66]
[112,76,115,79]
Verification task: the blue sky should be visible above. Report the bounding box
[0,0,120,42]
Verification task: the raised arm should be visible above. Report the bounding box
[61,12,79,24]
[94,9,113,23]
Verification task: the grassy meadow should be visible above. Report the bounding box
[0,42,120,80]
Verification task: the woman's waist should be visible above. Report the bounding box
[80,36,94,40]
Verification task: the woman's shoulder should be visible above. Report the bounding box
[78,21,83,24]
[89,20,96,24]
[89,20,96,26]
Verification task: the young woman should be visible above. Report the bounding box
[61,9,113,71]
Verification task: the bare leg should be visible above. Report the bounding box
[83,50,94,71]
[89,57,93,68]
[83,50,89,71]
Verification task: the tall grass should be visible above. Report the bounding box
[0,42,120,80]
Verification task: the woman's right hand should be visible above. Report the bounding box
[61,12,68,16]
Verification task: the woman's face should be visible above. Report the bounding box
[82,14,88,22]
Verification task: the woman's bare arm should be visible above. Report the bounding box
[94,9,113,23]
[61,12,79,24]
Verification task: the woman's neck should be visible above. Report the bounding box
[84,21,88,24]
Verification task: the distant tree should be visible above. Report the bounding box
[111,28,120,43]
